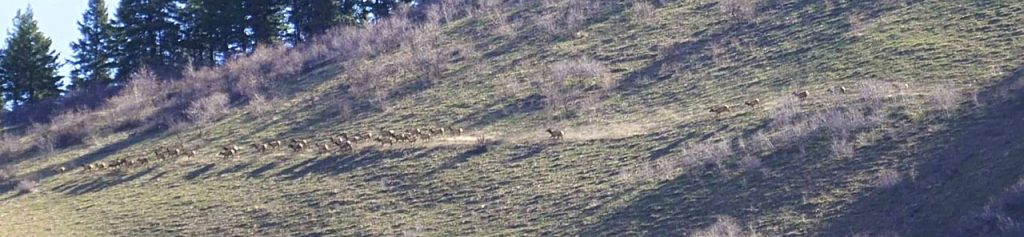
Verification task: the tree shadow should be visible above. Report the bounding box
[576,65,1024,236]
[51,167,157,196]
[420,146,490,180]
[454,94,545,129]
[275,148,415,180]
[818,65,1024,236]
[249,162,279,178]
[184,164,216,180]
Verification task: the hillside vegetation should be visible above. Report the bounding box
[3,0,1024,236]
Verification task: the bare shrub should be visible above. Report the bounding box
[875,169,902,189]
[750,131,776,153]
[400,24,450,80]
[738,155,762,172]
[830,137,855,158]
[537,0,601,35]
[349,61,399,111]
[858,80,892,110]
[483,7,516,37]
[958,178,1024,235]
[818,108,874,135]
[246,94,277,116]
[16,179,38,194]
[632,1,657,22]
[531,58,613,115]
[929,84,961,115]
[0,166,14,182]
[719,0,760,21]
[689,215,760,237]
[769,96,801,127]
[186,92,231,125]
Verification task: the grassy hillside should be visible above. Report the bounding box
[3,0,1024,236]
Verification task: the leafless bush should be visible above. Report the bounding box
[0,166,14,182]
[738,155,762,172]
[531,58,613,115]
[186,92,231,125]
[483,6,516,37]
[537,0,601,35]
[859,80,892,110]
[349,61,399,111]
[719,0,760,21]
[246,94,277,116]
[958,178,1024,235]
[830,137,854,158]
[689,215,761,237]
[875,169,902,189]
[769,96,801,127]
[929,84,961,115]
[631,1,657,22]
[818,108,875,135]
[16,179,38,194]
[400,24,450,80]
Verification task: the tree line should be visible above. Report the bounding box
[0,0,414,115]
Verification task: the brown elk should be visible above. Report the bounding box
[376,137,395,146]
[546,128,565,140]
[744,99,760,107]
[710,105,731,115]
[793,90,810,100]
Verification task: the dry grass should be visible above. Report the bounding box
[875,169,902,189]
[631,1,657,22]
[719,0,760,21]
[16,179,38,194]
[689,215,761,237]
[186,92,231,125]
[531,58,612,115]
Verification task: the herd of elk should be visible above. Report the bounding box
[709,85,859,117]
[71,83,889,174]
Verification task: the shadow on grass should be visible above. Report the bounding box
[818,65,1024,236]
[577,65,1024,236]
[51,167,157,196]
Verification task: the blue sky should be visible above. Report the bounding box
[1,0,121,78]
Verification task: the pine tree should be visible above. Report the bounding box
[181,0,244,65]
[112,0,184,81]
[242,0,288,50]
[289,0,356,42]
[363,0,414,20]
[0,7,64,108]
[69,0,115,89]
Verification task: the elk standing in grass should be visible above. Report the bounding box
[546,128,565,140]
[710,105,732,115]
[793,90,810,100]
[744,99,760,107]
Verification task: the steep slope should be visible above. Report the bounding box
[3,0,1024,236]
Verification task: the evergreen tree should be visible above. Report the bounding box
[289,0,356,42]
[69,0,115,89]
[363,0,414,20]
[181,0,244,65]
[0,7,64,108]
[113,0,184,81]
[242,0,288,50]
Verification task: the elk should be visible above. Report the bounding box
[546,128,565,140]
[793,90,810,100]
[744,99,760,107]
[318,143,332,154]
[268,140,283,150]
[376,137,395,146]
[710,105,731,115]
[289,142,306,152]
[337,140,354,151]
[55,166,67,173]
